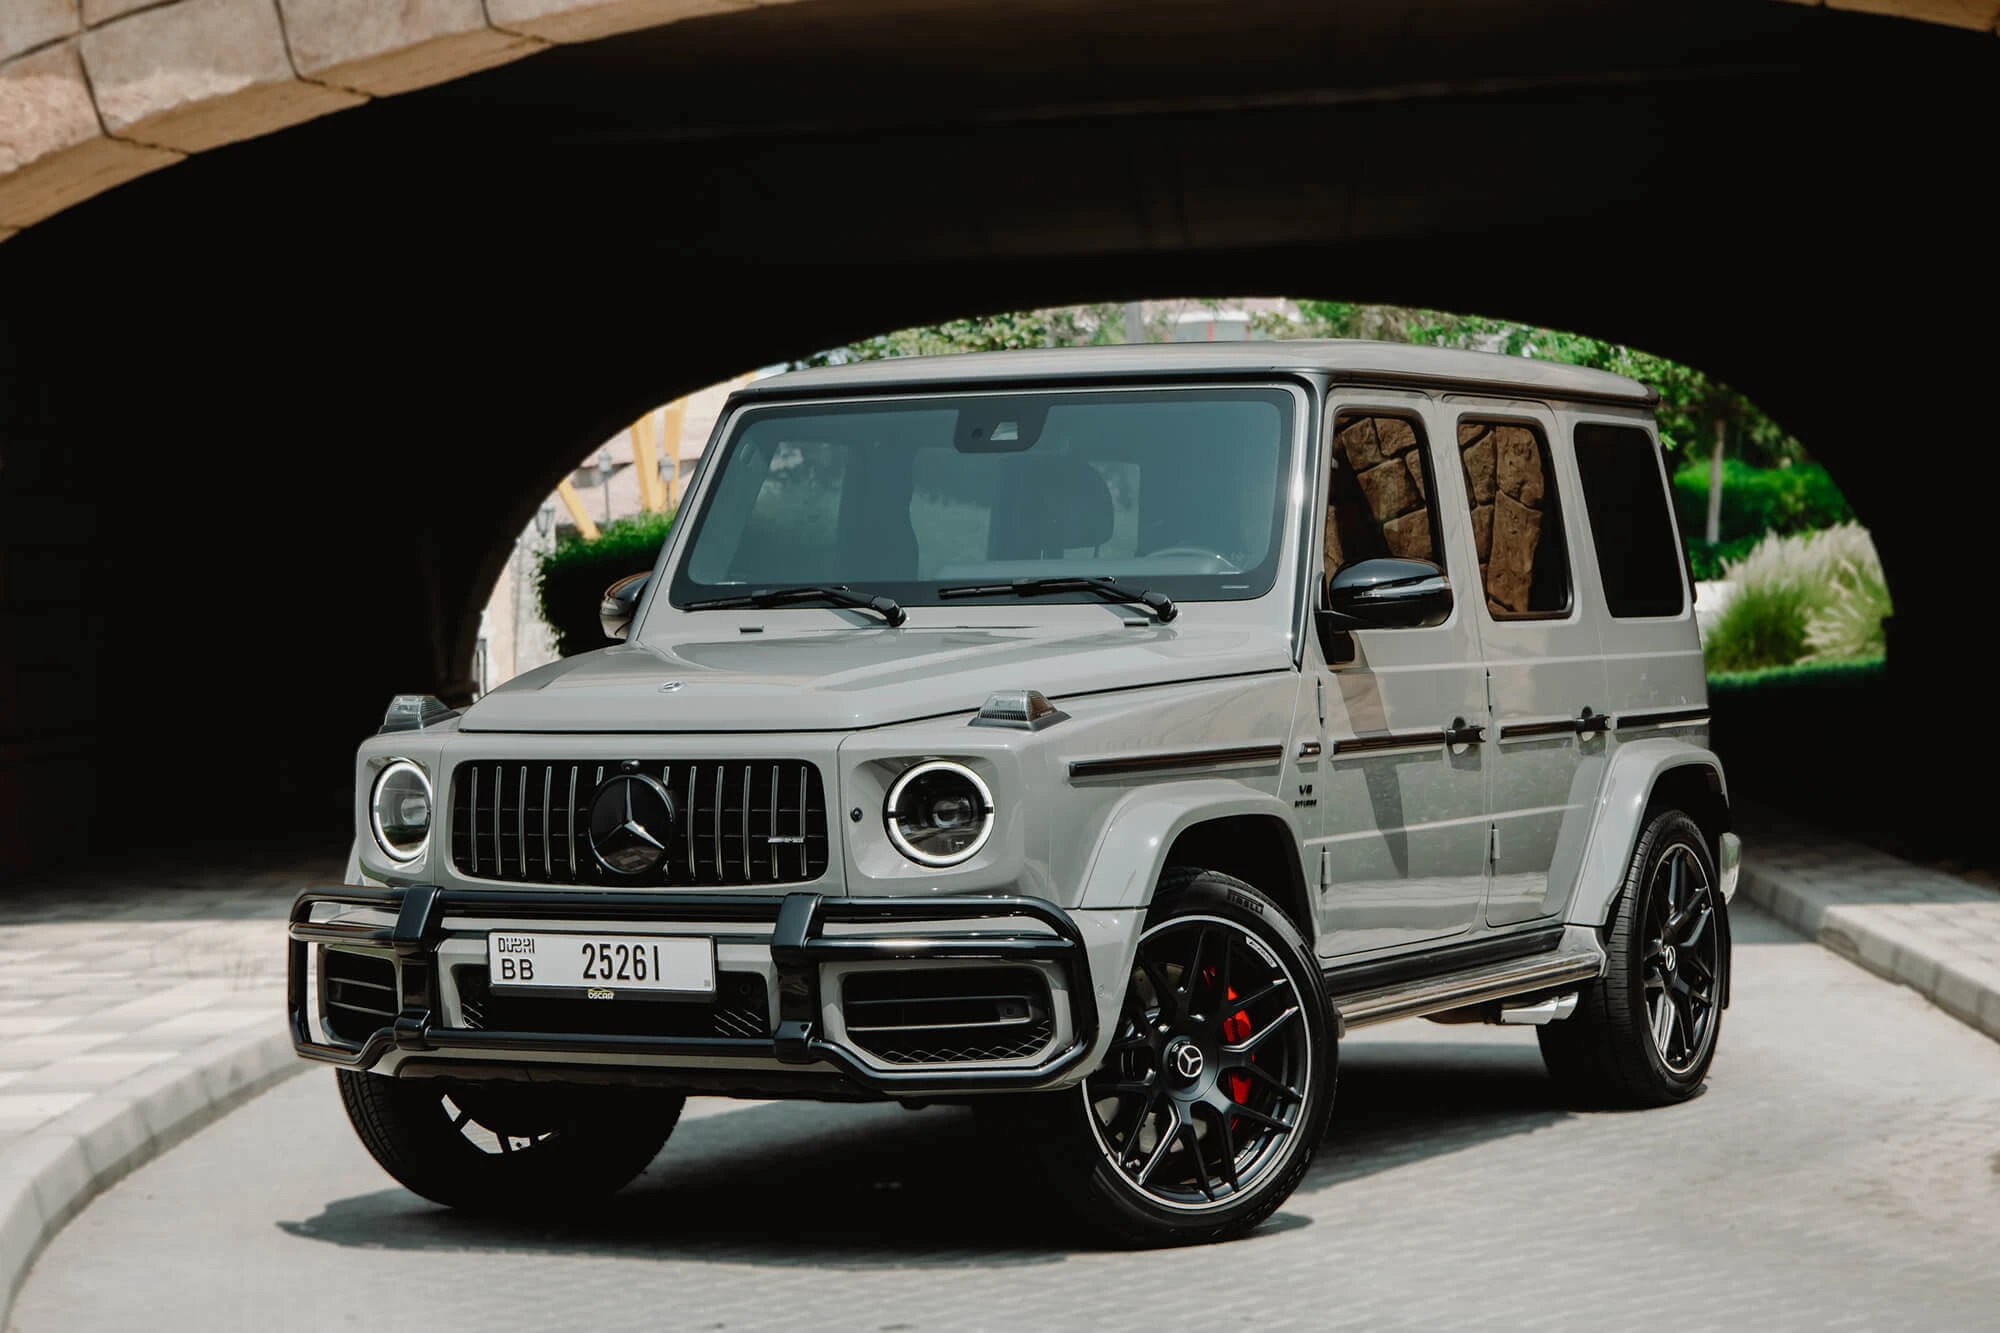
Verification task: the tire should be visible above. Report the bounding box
[337,1070,684,1212]
[988,868,1336,1248]
[1538,809,1729,1108]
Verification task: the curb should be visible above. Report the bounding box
[0,1022,305,1320]
[1741,863,2000,1044]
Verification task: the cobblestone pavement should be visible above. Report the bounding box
[1738,806,2000,1042]
[15,902,2000,1333]
[0,854,331,1153]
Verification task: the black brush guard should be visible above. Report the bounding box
[288,884,1097,1095]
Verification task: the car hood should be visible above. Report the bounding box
[458,620,1293,733]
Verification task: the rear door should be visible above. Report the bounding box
[1441,400,1609,928]
[1309,392,1490,957]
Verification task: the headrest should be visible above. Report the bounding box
[987,455,1115,560]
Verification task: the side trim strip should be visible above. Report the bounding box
[1615,706,1710,731]
[1068,743,1284,781]
[1323,924,1563,996]
[1332,730,1447,756]
[1497,718,1577,740]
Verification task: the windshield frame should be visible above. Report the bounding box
[660,380,1311,620]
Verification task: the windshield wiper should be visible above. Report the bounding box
[937,575,1177,622]
[682,584,907,626]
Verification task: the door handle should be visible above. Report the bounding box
[1574,707,1611,734]
[1445,716,1486,746]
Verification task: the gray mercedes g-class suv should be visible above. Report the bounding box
[295,340,1739,1246]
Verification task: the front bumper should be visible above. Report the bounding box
[288,884,1098,1097]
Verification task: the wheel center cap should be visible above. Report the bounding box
[1164,1037,1205,1086]
[1662,945,1678,972]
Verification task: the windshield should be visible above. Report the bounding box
[669,386,1297,610]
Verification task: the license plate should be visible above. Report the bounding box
[486,932,715,1000]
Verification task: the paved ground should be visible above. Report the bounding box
[15,901,2000,1333]
[0,853,330,1150]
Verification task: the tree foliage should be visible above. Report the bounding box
[1280,300,1802,470]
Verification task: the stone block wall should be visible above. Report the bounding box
[1458,420,1555,615]
[1325,413,1435,573]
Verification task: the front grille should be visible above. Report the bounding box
[453,965,770,1039]
[841,967,1056,1065]
[449,760,829,887]
[321,947,397,1045]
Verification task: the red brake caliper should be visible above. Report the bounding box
[1221,986,1252,1105]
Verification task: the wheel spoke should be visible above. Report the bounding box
[1224,1003,1298,1055]
[1225,1101,1293,1136]
[1184,927,1209,1017]
[1114,1087,1159,1152]
[1178,1120,1216,1202]
[1139,957,1177,1017]
[450,1108,471,1131]
[1096,1079,1155,1096]
[1210,1106,1242,1191]
[1650,991,1675,1050]
[496,1132,514,1154]
[1231,1059,1305,1102]
[1134,1104,1181,1185]
[1228,978,1289,1016]
[1678,902,1712,950]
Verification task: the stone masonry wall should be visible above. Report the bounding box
[1325,413,1433,572]
[1458,420,1550,615]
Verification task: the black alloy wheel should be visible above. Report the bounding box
[1539,809,1729,1107]
[1085,912,1315,1209]
[337,1070,683,1212]
[1641,836,1723,1074]
[993,869,1334,1247]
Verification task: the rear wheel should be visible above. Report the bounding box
[993,869,1335,1247]
[337,1070,683,1212]
[1538,809,1728,1107]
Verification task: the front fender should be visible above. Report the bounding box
[1567,738,1729,927]
[1061,780,1307,1086]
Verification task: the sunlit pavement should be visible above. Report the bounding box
[13,902,2000,1332]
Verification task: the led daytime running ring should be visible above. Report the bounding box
[369,758,432,864]
[884,760,995,866]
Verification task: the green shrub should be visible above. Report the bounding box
[1700,522,1890,674]
[1685,534,1759,582]
[534,511,674,657]
[1672,460,1852,545]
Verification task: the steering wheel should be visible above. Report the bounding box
[1144,545,1240,572]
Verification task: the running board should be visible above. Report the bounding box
[1329,926,1606,1033]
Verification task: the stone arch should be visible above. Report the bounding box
[3,0,1997,240]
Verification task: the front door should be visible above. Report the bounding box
[1441,401,1609,927]
[1309,394,1491,958]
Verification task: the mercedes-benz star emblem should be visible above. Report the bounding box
[658,681,685,693]
[587,774,677,875]
[1169,1039,1205,1082]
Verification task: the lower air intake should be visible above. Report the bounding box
[841,967,1055,1065]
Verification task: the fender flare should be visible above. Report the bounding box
[1566,738,1730,927]
[1074,779,1309,915]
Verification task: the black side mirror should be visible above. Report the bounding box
[599,572,651,642]
[1317,557,1452,662]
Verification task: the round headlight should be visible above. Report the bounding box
[884,761,995,867]
[370,759,432,863]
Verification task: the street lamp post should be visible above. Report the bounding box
[596,448,615,527]
[536,502,554,539]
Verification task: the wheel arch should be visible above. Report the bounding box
[1074,782,1311,939]
[1566,739,1732,928]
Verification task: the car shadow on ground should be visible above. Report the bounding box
[277,1038,1571,1265]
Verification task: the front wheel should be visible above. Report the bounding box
[994,869,1335,1247]
[337,1070,683,1212]
[1538,809,1728,1107]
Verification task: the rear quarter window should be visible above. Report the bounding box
[1572,422,1687,618]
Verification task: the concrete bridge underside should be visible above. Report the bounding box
[0,0,1993,876]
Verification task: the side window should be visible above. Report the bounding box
[1573,422,1687,618]
[1325,411,1441,576]
[1456,418,1571,618]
